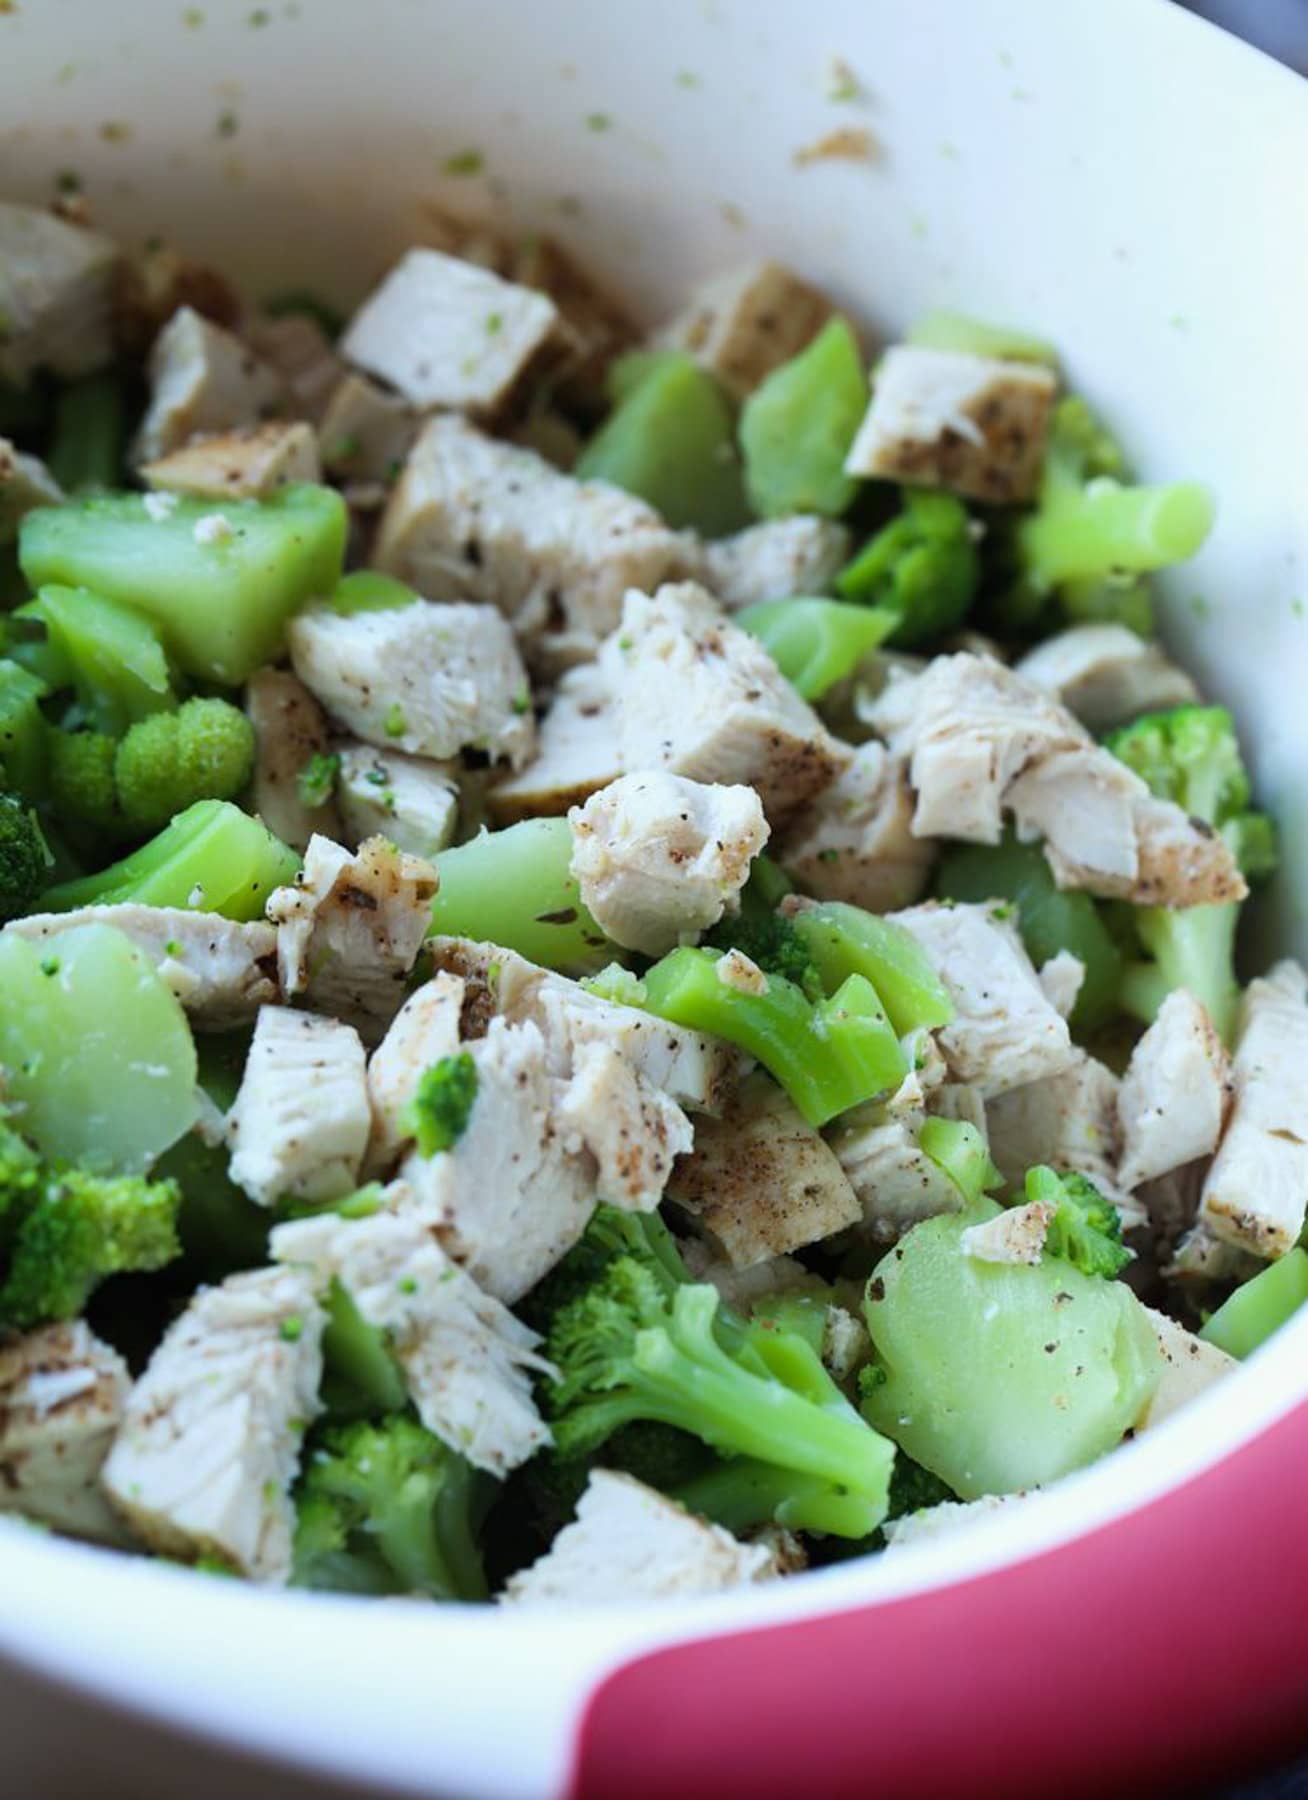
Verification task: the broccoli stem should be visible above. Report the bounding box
[0,658,50,799]
[25,584,175,735]
[46,368,128,494]
[1199,1249,1308,1359]
[918,1117,1001,1207]
[734,598,898,700]
[42,798,299,920]
[835,489,979,646]
[738,317,867,519]
[788,900,954,1034]
[1019,479,1214,588]
[676,1457,883,1538]
[428,819,615,974]
[905,309,1058,367]
[1121,902,1239,1045]
[319,1277,409,1418]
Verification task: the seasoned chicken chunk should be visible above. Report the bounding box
[845,345,1057,503]
[1136,1307,1236,1430]
[225,1005,370,1206]
[1199,962,1308,1258]
[243,312,344,423]
[267,834,439,1040]
[986,1052,1134,1214]
[101,1265,325,1581]
[555,1040,694,1210]
[828,1103,967,1240]
[1118,990,1232,1192]
[959,1200,1059,1266]
[341,248,560,415]
[1015,624,1198,732]
[4,906,278,1028]
[871,654,1245,907]
[271,1206,551,1476]
[502,1470,777,1604]
[668,1073,861,1266]
[0,202,120,386]
[0,438,63,543]
[693,516,852,610]
[890,902,1079,1098]
[775,740,934,912]
[134,307,285,463]
[601,583,846,820]
[883,1492,1027,1551]
[0,1322,131,1544]
[680,1239,823,1309]
[318,372,417,485]
[245,667,342,853]
[489,660,620,824]
[336,743,460,861]
[288,596,533,768]
[568,771,768,956]
[374,416,684,664]
[1038,950,1086,1021]
[141,421,320,500]
[650,261,834,401]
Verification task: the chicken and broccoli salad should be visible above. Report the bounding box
[0,192,1302,1607]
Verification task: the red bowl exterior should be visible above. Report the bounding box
[569,1398,1308,1799]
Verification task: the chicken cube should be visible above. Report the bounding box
[1199,962,1308,1257]
[650,261,834,401]
[602,583,846,820]
[1014,624,1198,732]
[0,438,62,544]
[959,1200,1059,1266]
[100,1265,325,1580]
[985,1052,1135,1215]
[0,1321,132,1544]
[288,595,533,768]
[828,1105,968,1240]
[1136,1307,1237,1430]
[270,1205,551,1476]
[374,415,684,664]
[244,667,343,853]
[225,1005,370,1207]
[341,248,560,415]
[774,740,935,912]
[883,1492,1026,1551]
[668,1073,861,1265]
[693,516,852,610]
[140,421,321,500]
[318,372,417,485]
[266,834,439,1040]
[502,1470,777,1604]
[0,202,120,386]
[844,344,1057,503]
[336,743,460,861]
[134,306,285,463]
[1118,990,1232,1192]
[365,973,466,1172]
[568,771,768,956]
[488,660,620,824]
[680,1239,824,1310]
[555,1039,694,1210]
[1038,950,1086,1021]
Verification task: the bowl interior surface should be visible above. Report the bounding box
[1,1,1307,1795]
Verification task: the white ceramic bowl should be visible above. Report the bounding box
[1,3,1306,1796]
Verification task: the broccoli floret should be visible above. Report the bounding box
[835,488,979,647]
[291,1413,489,1601]
[404,1052,478,1158]
[296,750,340,810]
[0,1117,181,1330]
[539,1206,895,1538]
[48,728,122,830]
[1023,1165,1131,1279]
[1105,706,1277,1042]
[703,908,823,1000]
[113,697,256,831]
[0,791,51,920]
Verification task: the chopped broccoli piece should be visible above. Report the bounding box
[1025,1165,1131,1279]
[46,368,128,494]
[318,1276,409,1420]
[47,728,122,831]
[292,1414,489,1601]
[884,1452,958,1521]
[0,1117,181,1330]
[113,696,255,830]
[17,585,175,735]
[428,819,615,975]
[836,488,979,646]
[703,907,823,1000]
[735,597,898,699]
[905,310,1058,367]
[1199,1248,1308,1360]
[296,750,340,810]
[920,1117,1002,1208]
[405,1052,478,1158]
[540,1206,895,1538]
[0,659,50,800]
[787,900,954,1034]
[327,571,421,616]
[0,790,51,920]
[738,318,868,519]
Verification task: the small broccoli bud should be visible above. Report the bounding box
[836,488,979,646]
[47,728,122,830]
[703,908,823,1000]
[114,696,256,831]
[0,791,52,921]
[404,1052,478,1159]
[296,750,340,811]
[1024,1165,1131,1279]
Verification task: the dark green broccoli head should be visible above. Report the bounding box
[404,1052,478,1159]
[0,792,51,920]
[1106,705,1249,826]
[704,908,823,1000]
[836,487,979,647]
[1025,1165,1131,1280]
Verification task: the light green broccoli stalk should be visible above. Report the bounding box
[0,791,51,920]
[738,318,868,519]
[1106,705,1277,1042]
[404,1053,478,1158]
[45,697,255,833]
[1200,1249,1308,1360]
[734,598,898,700]
[428,819,616,975]
[1024,1165,1132,1279]
[836,488,979,646]
[292,1413,490,1601]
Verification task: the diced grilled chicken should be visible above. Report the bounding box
[0,438,62,544]
[0,1321,132,1544]
[828,1103,968,1240]
[489,660,620,824]
[774,740,935,911]
[501,1470,777,1604]
[1166,1219,1265,1287]
[365,972,465,1172]
[134,307,285,463]
[871,653,1245,907]
[4,906,278,1028]
[889,902,1079,1098]
[267,834,439,1041]
[883,1492,1027,1551]
[1136,1306,1237,1430]
[555,1040,694,1209]
[568,771,768,956]
[959,1200,1059,1266]
[317,372,417,486]
[245,667,343,853]
[243,312,344,423]
[100,1265,325,1581]
[1199,962,1308,1258]
[225,1005,371,1206]
[649,261,834,400]
[0,202,120,386]
[140,421,320,500]
[270,1205,551,1476]
[601,583,847,820]
[691,516,852,610]
[336,743,460,861]
[374,415,684,666]
[844,345,1057,503]
[668,1072,861,1265]
[680,1238,824,1309]
[341,248,560,415]
[1014,624,1198,732]
[1037,950,1086,1021]
[986,1052,1135,1215]
[1118,990,1232,1192]
[288,596,534,768]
